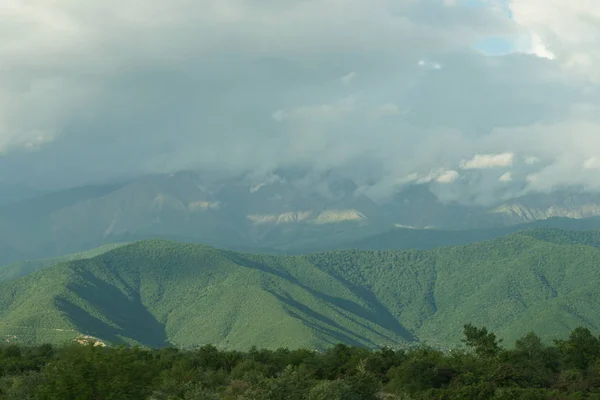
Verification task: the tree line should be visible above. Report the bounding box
[2,325,600,399]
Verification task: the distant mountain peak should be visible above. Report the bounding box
[249,174,287,193]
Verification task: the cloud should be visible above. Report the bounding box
[509,0,600,81]
[436,170,460,183]
[499,172,513,182]
[460,153,515,169]
[418,60,443,70]
[405,168,460,185]
[272,97,357,122]
[341,72,358,86]
[0,0,598,205]
[487,118,600,192]
[584,157,600,170]
[524,156,540,165]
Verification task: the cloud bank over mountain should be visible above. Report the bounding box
[1,0,599,203]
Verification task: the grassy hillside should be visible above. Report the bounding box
[1,229,600,350]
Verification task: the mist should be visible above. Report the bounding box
[1,0,599,204]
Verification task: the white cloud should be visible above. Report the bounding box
[499,172,513,182]
[509,0,600,81]
[527,34,555,60]
[408,169,460,185]
[487,118,600,192]
[436,170,460,183]
[584,157,600,170]
[460,153,515,169]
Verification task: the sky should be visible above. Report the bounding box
[1,0,599,204]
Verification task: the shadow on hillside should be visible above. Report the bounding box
[322,269,417,341]
[228,254,415,346]
[56,269,169,348]
[267,289,376,348]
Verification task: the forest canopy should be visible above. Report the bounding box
[2,325,600,399]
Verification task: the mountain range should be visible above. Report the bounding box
[3,169,600,351]
[2,170,600,265]
[1,228,600,350]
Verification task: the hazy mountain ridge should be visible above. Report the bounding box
[0,172,386,264]
[2,170,600,264]
[490,191,600,225]
[0,242,129,283]
[2,229,600,349]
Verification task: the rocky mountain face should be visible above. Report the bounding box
[1,170,600,264]
[490,191,600,225]
[385,185,600,230]
[0,171,386,262]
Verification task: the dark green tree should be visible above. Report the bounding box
[462,324,502,358]
[555,327,600,372]
[307,380,359,400]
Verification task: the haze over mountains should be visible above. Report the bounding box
[2,0,600,360]
[3,170,600,351]
[2,169,600,266]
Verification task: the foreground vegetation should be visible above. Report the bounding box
[2,325,600,399]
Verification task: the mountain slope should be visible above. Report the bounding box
[491,190,600,224]
[2,230,600,349]
[0,172,388,264]
[343,217,600,252]
[0,242,128,283]
[0,242,414,349]
[4,171,600,265]
[386,185,600,230]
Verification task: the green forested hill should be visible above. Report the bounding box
[1,229,600,350]
[0,242,128,283]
